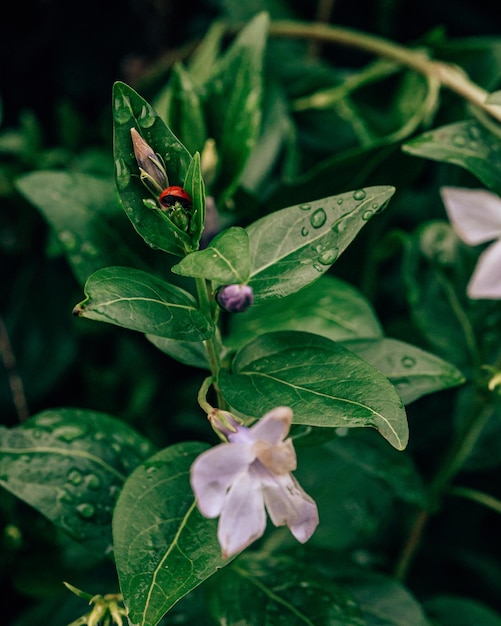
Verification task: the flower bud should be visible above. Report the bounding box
[208,409,245,441]
[216,284,254,313]
[130,127,168,194]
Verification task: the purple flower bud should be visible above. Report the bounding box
[216,284,254,313]
[130,128,168,194]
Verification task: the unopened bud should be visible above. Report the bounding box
[216,284,254,313]
[208,409,245,441]
[130,128,168,194]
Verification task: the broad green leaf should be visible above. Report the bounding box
[15,171,144,286]
[246,186,395,302]
[343,337,465,405]
[73,266,213,341]
[227,274,383,350]
[0,409,154,554]
[403,120,501,196]
[208,554,366,626]
[113,442,228,626]
[219,331,408,450]
[172,227,251,284]
[424,595,501,625]
[112,81,198,256]
[203,12,269,205]
[147,334,209,369]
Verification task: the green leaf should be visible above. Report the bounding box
[15,171,144,286]
[218,331,408,450]
[203,12,269,205]
[246,186,395,302]
[112,81,196,256]
[172,227,251,284]
[113,442,228,626]
[182,151,206,246]
[73,266,213,341]
[402,119,501,195]
[343,337,465,405]
[161,63,207,155]
[424,595,501,625]
[208,554,366,626]
[227,274,383,350]
[0,409,154,554]
[147,334,209,369]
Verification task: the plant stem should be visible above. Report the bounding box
[394,399,495,581]
[195,277,225,407]
[269,20,501,124]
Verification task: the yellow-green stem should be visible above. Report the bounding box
[269,20,501,124]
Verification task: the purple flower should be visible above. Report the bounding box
[190,407,319,559]
[216,284,254,313]
[130,128,168,194]
[441,187,501,299]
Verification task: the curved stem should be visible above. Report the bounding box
[269,20,501,124]
[197,376,216,414]
[394,399,495,581]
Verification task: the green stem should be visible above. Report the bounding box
[269,20,501,124]
[195,277,225,408]
[449,485,501,515]
[394,399,495,581]
[197,376,216,414]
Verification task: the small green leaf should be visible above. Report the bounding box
[219,331,408,450]
[113,442,229,626]
[112,81,195,256]
[246,186,395,302]
[73,266,213,341]
[343,337,465,404]
[227,274,383,350]
[0,409,154,554]
[182,151,206,247]
[172,227,251,284]
[403,119,501,196]
[203,12,269,205]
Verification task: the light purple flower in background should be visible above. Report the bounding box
[190,406,319,559]
[216,283,254,313]
[441,186,501,299]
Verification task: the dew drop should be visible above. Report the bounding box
[76,503,95,519]
[113,93,133,124]
[362,210,373,221]
[337,198,344,205]
[86,474,101,489]
[313,263,323,272]
[138,104,156,128]
[452,135,466,147]
[401,356,416,368]
[332,220,347,233]
[68,470,83,485]
[299,203,311,211]
[353,189,366,201]
[54,424,88,442]
[310,208,327,228]
[301,226,309,236]
[59,231,78,250]
[318,248,338,265]
[115,158,131,190]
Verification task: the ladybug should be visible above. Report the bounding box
[159,186,192,210]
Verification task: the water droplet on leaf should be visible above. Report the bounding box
[353,189,366,200]
[113,94,132,124]
[115,158,130,190]
[68,470,83,485]
[301,226,309,236]
[299,203,311,211]
[138,104,156,128]
[76,503,95,519]
[401,356,416,368]
[310,208,326,228]
[318,248,338,265]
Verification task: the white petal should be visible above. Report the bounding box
[262,472,319,543]
[440,187,501,245]
[217,470,266,558]
[190,442,254,518]
[467,239,501,299]
[249,406,293,444]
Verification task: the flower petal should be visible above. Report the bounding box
[261,472,319,543]
[217,470,266,558]
[250,406,293,444]
[467,239,501,299]
[190,442,254,518]
[440,187,501,245]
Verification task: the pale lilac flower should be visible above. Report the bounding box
[190,406,319,558]
[440,187,501,299]
[216,284,254,313]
